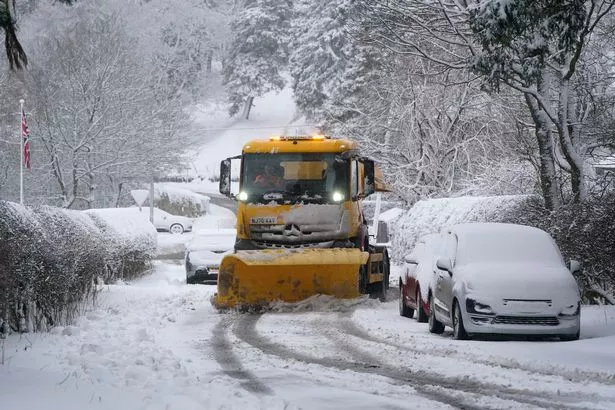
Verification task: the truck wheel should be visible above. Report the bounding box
[379,250,390,302]
[359,264,369,294]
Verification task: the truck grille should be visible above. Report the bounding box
[493,316,559,326]
[249,223,343,243]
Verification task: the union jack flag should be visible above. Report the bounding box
[21,106,30,169]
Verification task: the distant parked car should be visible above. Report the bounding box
[137,207,193,234]
[428,223,581,341]
[399,233,441,322]
[185,229,236,284]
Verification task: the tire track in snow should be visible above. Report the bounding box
[339,310,615,386]
[211,315,273,395]
[235,312,611,410]
[233,313,484,410]
[325,312,613,410]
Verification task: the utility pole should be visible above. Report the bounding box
[19,99,24,205]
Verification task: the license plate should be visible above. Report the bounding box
[250,216,278,224]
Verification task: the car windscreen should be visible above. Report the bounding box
[456,230,564,267]
[240,153,349,204]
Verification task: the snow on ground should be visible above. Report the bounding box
[3,260,614,409]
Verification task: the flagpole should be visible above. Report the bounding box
[19,99,24,205]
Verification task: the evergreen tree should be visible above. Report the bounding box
[289,0,351,120]
[223,0,292,119]
[0,0,74,69]
[290,0,386,124]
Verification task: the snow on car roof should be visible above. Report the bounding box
[448,223,564,266]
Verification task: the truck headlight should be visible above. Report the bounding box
[237,191,248,201]
[332,191,344,202]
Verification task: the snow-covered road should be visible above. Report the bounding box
[2,260,615,410]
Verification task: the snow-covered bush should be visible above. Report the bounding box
[153,183,210,218]
[84,208,157,283]
[0,202,106,333]
[0,202,157,335]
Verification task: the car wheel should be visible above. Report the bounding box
[170,223,184,234]
[452,300,469,340]
[428,295,445,334]
[399,284,414,318]
[560,330,580,341]
[416,288,428,323]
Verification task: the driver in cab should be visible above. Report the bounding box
[254,164,285,189]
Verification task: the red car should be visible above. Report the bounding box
[399,234,441,322]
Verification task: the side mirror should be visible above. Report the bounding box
[219,158,232,198]
[362,158,375,197]
[436,257,453,274]
[569,260,581,274]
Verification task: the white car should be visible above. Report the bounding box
[428,223,581,341]
[185,229,236,284]
[136,207,193,234]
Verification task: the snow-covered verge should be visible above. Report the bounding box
[0,202,157,334]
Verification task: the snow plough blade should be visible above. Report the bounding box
[213,248,369,310]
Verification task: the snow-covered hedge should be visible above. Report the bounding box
[153,183,210,218]
[389,194,615,304]
[390,195,532,261]
[84,208,157,283]
[0,202,156,334]
[501,196,615,305]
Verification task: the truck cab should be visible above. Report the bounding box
[219,135,376,251]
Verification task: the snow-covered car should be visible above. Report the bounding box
[399,233,441,322]
[428,223,581,341]
[136,207,193,234]
[185,229,236,284]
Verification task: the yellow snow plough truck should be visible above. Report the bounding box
[213,134,391,310]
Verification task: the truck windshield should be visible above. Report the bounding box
[240,153,349,204]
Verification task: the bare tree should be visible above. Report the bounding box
[331,56,513,203]
[356,0,615,209]
[22,9,187,208]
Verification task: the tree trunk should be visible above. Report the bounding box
[114,182,124,207]
[205,49,213,74]
[556,79,586,203]
[243,96,254,120]
[525,92,561,210]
